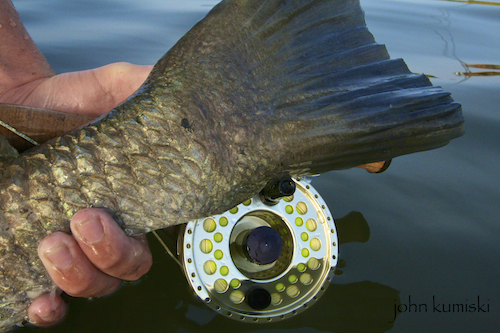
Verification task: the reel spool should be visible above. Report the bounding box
[179,178,338,322]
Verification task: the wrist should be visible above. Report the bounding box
[0,0,55,97]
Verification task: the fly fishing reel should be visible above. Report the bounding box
[178,177,338,322]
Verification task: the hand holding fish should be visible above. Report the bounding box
[0,62,154,327]
[0,61,154,329]
[1,1,154,326]
[30,208,152,327]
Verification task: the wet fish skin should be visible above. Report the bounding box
[0,0,463,330]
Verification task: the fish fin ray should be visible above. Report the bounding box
[142,0,463,173]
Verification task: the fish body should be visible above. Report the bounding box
[0,0,463,330]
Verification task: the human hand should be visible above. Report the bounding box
[0,62,153,117]
[29,209,153,327]
[0,3,155,327]
[0,62,154,327]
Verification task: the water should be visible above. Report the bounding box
[13,0,500,332]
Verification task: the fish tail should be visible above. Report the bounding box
[145,0,463,176]
[278,69,464,174]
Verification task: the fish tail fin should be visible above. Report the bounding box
[142,0,463,175]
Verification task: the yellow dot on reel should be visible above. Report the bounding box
[214,279,228,293]
[271,293,283,306]
[203,218,216,232]
[230,290,245,304]
[296,201,308,215]
[203,260,217,275]
[219,217,228,227]
[230,279,241,289]
[307,257,321,270]
[306,218,317,232]
[310,238,322,251]
[300,273,313,285]
[286,285,300,298]
[214,249,223,260]
[200,239,213,254]
[214,232,223,243]
[220,266,229,276]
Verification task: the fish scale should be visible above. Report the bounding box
[0,0,463,330]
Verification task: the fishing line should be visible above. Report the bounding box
[151,230,183,269]
[0,119,39,146]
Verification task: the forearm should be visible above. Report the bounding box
[0,0,54,97]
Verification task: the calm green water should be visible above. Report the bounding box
[15,0,500,332]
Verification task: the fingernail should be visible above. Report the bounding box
[30,289,64,325]
[75,215,104,244]
[37,305,57,323]
[40,242,73,270]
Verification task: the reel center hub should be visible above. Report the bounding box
[246,226,283,265]
[229,211,293,280]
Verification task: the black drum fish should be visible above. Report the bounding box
[0,0,463,330]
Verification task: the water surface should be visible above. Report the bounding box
[14,0,500,332]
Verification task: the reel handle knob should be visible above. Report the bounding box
[259,178,296,206]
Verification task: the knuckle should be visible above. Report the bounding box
[84,229,152,280]
[121,255,152,281]
[63,277,94,297]
[64,274,120,298]
[116,243,152,281]
[97,252,123,272]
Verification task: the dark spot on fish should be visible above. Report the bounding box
[181,118,193,132]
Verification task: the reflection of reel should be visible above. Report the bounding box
[180,178,338,322]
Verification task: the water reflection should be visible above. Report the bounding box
[440,0,500,5]
[428,3,500,81]
[280,211,402,332]
[150,210,401,333]
[454,63,500,77]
